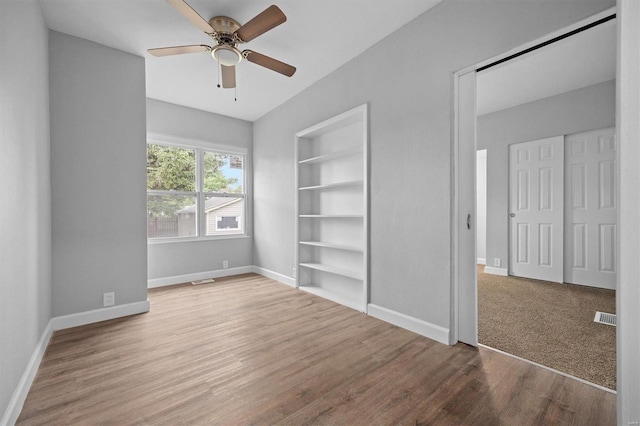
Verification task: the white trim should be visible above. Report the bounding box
[51,300,150,331]
[147,234,250,245]
[147,266,254,288]
[147,132,247,155]
[477,258,486,265]
[367,304,450,345]
[1,320,54,426]
[617,0,640,423]
[295,104,367,138]
[252,266,296,287]
[483,266,508,276]
[479,344,616,395]
[1,300,150,425]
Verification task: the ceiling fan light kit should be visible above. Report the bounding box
[211,45,242,66]
[149,0,296,93]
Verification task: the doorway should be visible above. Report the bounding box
[455,8,617,390]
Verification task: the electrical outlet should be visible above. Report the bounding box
[292,267,296,278]
[222,260,229,269]
[103,292,115,307]
[493,258,501,267]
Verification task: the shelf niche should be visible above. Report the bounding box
[295,104,369,313]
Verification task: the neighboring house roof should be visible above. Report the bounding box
[177,196,241,214]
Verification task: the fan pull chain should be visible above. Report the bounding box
[217,63,221,88]
[234,86,237,102]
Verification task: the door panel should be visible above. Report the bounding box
[509,136,564,282]
[456,71,477,346]
[564,127,616,289]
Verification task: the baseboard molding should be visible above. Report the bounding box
[252,266,296,287]
[477,258,486,265]
[1,320,54,426]
[367,304,450,345]
[148,266,254,288]
[2,299,151,425]
[51,299,150,331]
[484,266,508,276]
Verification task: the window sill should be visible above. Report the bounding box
[147,234,251,245]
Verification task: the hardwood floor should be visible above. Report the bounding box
[17,274,615,425]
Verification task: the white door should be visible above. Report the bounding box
[456,71,478,346]
[564,128,616,289]
[509,136,564,283]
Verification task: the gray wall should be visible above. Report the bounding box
[253,0,614,329]
[146,99,253,281]
[50,31,147,316]
[476,150,487,263]
[0,0,51,417]
[477,79,616,272]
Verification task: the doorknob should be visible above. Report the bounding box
[467,214,471,229]
[510,213,516,218]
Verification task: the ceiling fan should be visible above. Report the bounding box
[148,0,296,89]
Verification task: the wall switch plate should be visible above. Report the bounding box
[222,260,228,269]
[103,292,115,307]
[292,267,296,278]
[493,258,501,267]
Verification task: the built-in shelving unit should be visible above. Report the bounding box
[295,104,368,312]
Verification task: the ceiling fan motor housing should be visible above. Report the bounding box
[208,16,243,66]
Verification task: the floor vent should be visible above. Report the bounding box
[191,278,215,285]
[594,311,616,326]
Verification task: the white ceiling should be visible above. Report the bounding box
[40,0,442,122]
[477,18,616,116]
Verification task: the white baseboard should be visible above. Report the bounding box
[367,304,450,345]
[51,299,150,331]
[2,300,151,425]
[484,266,508,276]
[1,320,54,426]
[147,266,254,288]
[252,266,296,287]
[477,258,486,265]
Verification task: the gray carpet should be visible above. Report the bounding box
[478,265,616,390]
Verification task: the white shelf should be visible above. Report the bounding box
[299,214,363,219]
[299,241,363,252]
[298,147,362,165]
[298,180,364,191]
[298,285,363,312]
[295,104,368,313]
[299,262,363,281]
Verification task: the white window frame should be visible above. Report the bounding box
[147,133,247,242]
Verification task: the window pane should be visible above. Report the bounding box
[204,195,243,236]
[203,152,243,193]
[147,144,196,191]
[147,194,197,238]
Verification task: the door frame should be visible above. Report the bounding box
[451,6,617,344]
[452,3,640,423]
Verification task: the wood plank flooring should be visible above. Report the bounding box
[17,273,616,425]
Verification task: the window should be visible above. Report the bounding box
[146,142,245,240]
[216,216,240,230]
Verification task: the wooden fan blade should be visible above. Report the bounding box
[166,0,215,34]
[148,45,211,57]
[244,50,296,77]
[221,65,236,88]
[235,5,286,42]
